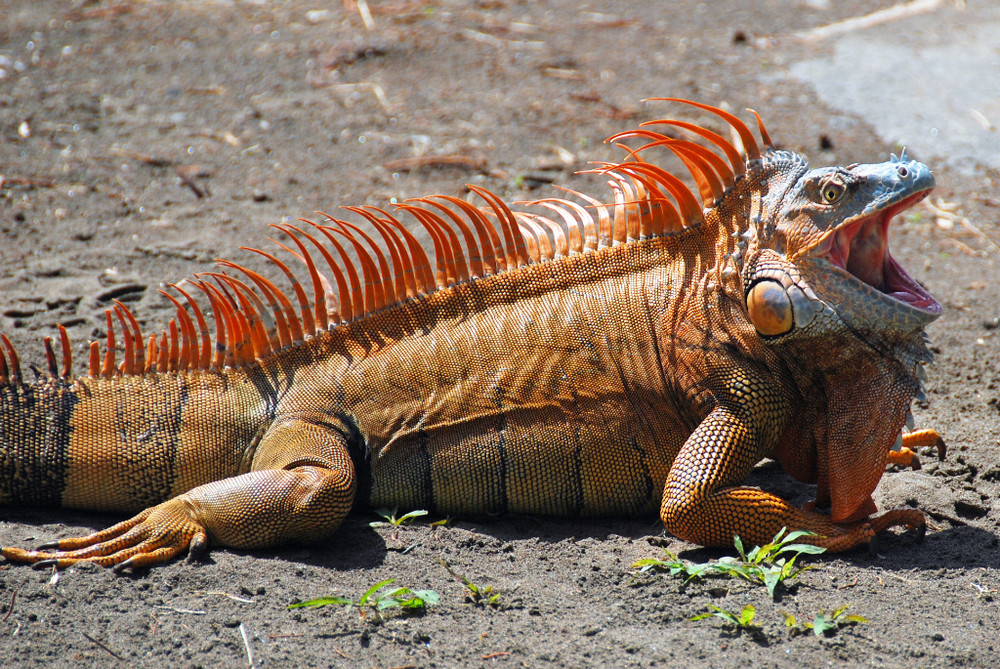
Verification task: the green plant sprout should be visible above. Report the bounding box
[289,578,440,619]
[370,506,430,527]
[732,528,827,598]
[781,604,868,636]
[692,604,759,631]
[633,528,826,599]
[440,560,502,608]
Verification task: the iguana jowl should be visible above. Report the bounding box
[0,99,945,570]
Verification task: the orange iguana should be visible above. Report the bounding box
[1,99,945,571]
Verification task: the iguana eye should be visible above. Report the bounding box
[821,181,845,204]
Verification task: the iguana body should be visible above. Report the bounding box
[1,100,944,570]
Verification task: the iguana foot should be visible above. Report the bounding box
[806,508,926,553]
[887,429,946,470]
[1,497,207,570]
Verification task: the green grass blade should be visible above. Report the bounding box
[288,596,353,609]
[360,578,396,605]
[776,543,827,556]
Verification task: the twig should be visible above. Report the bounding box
[0,175,55,189]
[174,165,210,199]
[81,632,126,661]
[110,148,172,167]
[926,197,999,254]
[788,0,945,42]
[382,155,486,173]
[193,590,255,604]
[1,590,15,623]
[239,622,255,668]
[482,651,512,660]
[941,238,987,258]
[64,3,134,21]
[329,83,393,114]
[356,0,375,30]
[458,28,545,50]
[153,605,207,615]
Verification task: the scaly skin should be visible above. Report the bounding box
[0,101,944,570]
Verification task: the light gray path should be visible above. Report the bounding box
[789,3,1000,173]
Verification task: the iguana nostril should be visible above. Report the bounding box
[897,165,909,178]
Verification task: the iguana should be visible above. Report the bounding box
[1,99,946,571]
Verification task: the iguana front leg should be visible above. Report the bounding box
[659,373,924,552]
[1,417,355,570]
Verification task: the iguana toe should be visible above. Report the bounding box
[887,429,947,470]
[2,499,207,570]
[886,447,922,470]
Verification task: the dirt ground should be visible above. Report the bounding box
[1,1,998,667]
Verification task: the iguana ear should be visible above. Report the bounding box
[746,280,793,336]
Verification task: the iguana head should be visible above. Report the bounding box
[743,150,940,340]
[738,149,940,523]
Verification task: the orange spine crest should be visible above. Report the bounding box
[309,222,365,321]
[292,222,354,323]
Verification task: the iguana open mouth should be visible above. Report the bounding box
[813,191,941,315]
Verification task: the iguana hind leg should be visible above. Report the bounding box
[1,417,355,570]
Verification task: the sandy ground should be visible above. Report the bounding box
[1,1,998,667]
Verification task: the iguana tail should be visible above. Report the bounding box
[0,308,271,515]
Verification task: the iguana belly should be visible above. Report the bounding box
[368,397,686,518]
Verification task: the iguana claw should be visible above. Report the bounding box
[867,531,881,556]
[30,559,59,571]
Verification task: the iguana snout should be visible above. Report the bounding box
[807,157,939,314]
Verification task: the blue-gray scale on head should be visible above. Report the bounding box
[742,149,940,341]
